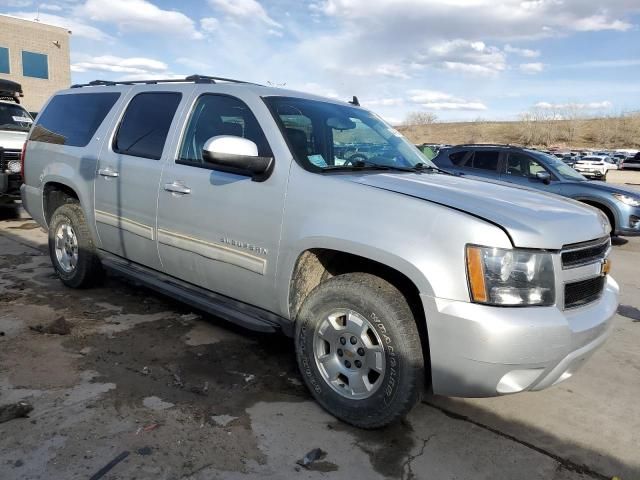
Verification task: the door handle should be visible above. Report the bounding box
[98,167,119,178]
[164,182,191,195]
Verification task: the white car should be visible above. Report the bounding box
[573,155,618,180]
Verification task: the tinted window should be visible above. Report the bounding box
[506,153,547,178]
[0,47,9,74]
[114,92,181,160]
[0,103,32,131]
[179,94,270,164]
[449,150,472,167]
[30,93,120,147]
[472,151,499,171]
[22,51,48,79]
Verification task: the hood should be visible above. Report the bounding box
[0,129,28,150]
[350,172,609,249]
[569,179,640,197]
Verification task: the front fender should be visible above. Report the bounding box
[275,168,512,320]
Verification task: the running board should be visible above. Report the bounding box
[100,251,291,335]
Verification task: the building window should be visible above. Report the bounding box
[22,51,49,79]
[0,47,9,74]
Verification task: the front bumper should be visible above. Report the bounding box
[422,275,619,397]
[615,204,640,236]
[0,172,22,201]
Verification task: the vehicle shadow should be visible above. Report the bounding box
[0,225,637,480]
[0,204,21,221]
[611,236,628,246]
[423,390,638,479]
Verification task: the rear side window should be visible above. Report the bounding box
[114,92,182,160]
[450,150,499,171]
[30,93,120,147]
[449,150,472,167]
[472,151,500,171]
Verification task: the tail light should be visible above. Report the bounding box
[20,141,27,179]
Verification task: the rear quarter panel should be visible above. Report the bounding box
[22,88,130,241]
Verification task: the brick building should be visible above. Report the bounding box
[0,14,71,113]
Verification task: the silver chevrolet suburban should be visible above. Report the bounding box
[21,75,619,428]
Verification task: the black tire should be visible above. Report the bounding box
[295,273,425,429]
[48,202,103,288]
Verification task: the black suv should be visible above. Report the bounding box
[432,144,640,236]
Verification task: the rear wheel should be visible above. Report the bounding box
[295,273,425,429]
[48,203,103,288]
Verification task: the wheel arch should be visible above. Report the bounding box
[287,247,431,383]
[43,180,81,226]
[573,196,618,233]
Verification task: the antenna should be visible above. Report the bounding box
[349,96,360,107]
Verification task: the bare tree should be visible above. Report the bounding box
[402,111,438,126]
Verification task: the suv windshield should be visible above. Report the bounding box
[264,96,432,172]
[530,151,587,181]
[0,102,33,132]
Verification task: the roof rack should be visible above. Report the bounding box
[0,79,23,104]
[71,74,262,89]
[452,143,524,148]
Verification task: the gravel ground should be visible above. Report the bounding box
[0,208,638,480]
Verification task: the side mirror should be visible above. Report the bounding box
[203,136,273,182]
[536,171,551,184]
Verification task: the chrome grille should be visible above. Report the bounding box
[564,276,606,309]
[561,237,610,269]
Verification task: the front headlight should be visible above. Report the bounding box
[466,245,555,306]
[612,193,640,207]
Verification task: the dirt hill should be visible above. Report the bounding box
[397,115,640,149]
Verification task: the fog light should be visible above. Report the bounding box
[7,160,21,173]
[497,369,545,394]
[630,215,640,230]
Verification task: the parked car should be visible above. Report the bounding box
[621,153,640,171]
[0,79,33,207]
[21,76,618,428]
[432,144,640,236]
[573,156,618,180]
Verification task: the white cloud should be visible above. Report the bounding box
[200,17,219,33]
[443,61,501,76]
[535,101,613,110]
[39,3,63,11]
[3,0,32,7]
[8,11,111,40]
[364,98,404,107]
[71,55,168,75]
[76,0,203,39]
[504,44,540,58]
[409,89,487,111]
[519,62,544,74]
[568,59,640,68]
[573,15,631,32]
[208,0,282,28]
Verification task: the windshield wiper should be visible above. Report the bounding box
[323,160,422,173]
[413,163,457,176]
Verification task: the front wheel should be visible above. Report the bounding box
[295,273,425,429]
[48,203,103,288]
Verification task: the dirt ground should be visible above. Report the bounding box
[0,208,638,480]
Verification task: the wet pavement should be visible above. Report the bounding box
[0,209,638,480]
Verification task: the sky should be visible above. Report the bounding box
[2,0,640,124]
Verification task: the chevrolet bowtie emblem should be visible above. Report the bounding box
[601,259,611,276]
